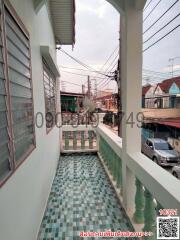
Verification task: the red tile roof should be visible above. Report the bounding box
[157,76,180,93]
[142,84,152,96]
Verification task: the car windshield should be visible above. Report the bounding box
[154,142,173,150]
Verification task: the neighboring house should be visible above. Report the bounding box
[156,77,180,108]
[168,77,180,96]
[0,1,75,240]
[95,93,117,111]
[144,77,180,108]
[142,84,151,107]
[61,91,85,113]
[144,85,157,108]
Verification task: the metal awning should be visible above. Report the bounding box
[157,120,180,129]
[34,0,75,45]
[49,0,75,45]
[147,119,180,129]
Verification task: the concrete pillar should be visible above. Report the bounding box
[121,0,144,153]
[120,0,145,212]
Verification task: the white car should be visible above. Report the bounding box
[172,165,180,179]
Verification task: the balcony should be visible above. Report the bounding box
[38,124,180,239]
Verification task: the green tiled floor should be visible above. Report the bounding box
[38,154,134,239]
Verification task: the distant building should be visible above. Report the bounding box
[96,89,113,98]
[142,84,151,107]
[143,77,180,108]
[95,93,117,111]
[61,91,85,113]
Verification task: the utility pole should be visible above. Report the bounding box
[169,58,174,78]
[87,75,91,99]
[117,16,123,138]
[94,78,97,98]
[82,84,85,95]
[169,56,180,78]
[116,59,122,137]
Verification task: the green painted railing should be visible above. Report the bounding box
[99,136,122,191]
[99,135,164,239]
[133,177,164,240]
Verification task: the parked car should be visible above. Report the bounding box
[172,165,180,179]
[142,138,180,166]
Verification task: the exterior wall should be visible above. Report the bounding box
[169,82,180,94]
[154,85,164,96]
[145,85,156,108]
[145,85,156,98]
[0,1,60,240]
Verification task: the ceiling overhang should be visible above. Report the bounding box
[34,0,76,45]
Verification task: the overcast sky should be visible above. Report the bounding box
[57,0,180,93]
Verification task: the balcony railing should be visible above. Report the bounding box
[61,125,97,153]
[96,124,180,239]
[61,123,180,239]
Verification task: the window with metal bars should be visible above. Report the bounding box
[0,1,35,185]
[43,59,56,132]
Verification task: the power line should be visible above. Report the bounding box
[96,46,119,73]
[143,24,180,52]
[59,46,119,91]
[62,80,83,87]
[58,47,112,77]
[60,66,110,74]
[143,0,163,22]
[97,53,119,86]
[98,61,118,89]
[62,80,97,91]
[144,13,180,44]
[99,78,112,89]
[143,69,171,76]
[143,0,179,34]
[61,70,109,79]
[91,48,119,88]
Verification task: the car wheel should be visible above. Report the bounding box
[153,157,159,165]
[173,172,178,179]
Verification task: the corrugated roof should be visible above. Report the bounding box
[49,0,75,45]
[156,119,180,129]
[60,91,85,97]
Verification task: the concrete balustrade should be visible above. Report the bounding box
[61,125,97,153]
[96,124,180,235]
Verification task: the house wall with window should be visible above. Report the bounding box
[0,1,61,240]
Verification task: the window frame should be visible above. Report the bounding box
[0,0,36,187]
[42,59,57,134]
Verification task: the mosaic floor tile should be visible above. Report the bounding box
[38,154,134,239]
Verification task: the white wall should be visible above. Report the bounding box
[0,1,60,240]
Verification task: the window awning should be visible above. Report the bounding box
[40,46,60,77]
[49,0,75,45]
[34,0,76,45]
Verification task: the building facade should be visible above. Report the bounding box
[143,77,180,108]
[0,1,75,240]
